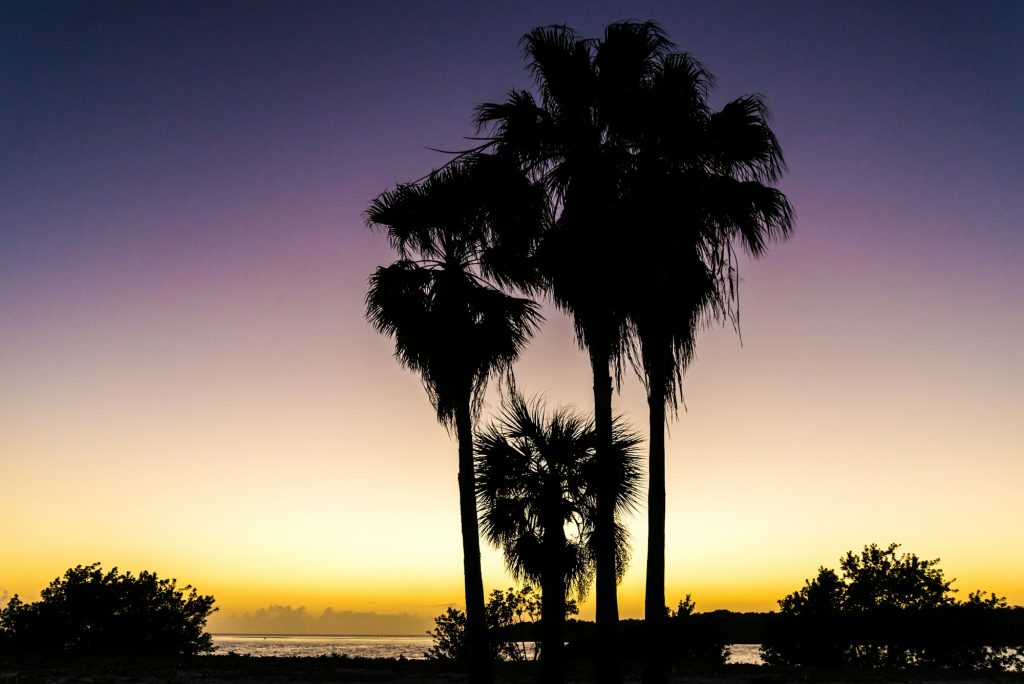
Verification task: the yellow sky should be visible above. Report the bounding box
[4,275,1022,633]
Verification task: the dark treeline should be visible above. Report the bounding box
[761,607,1024,670]
[764,606,1024,647]
[498,608,1024,651]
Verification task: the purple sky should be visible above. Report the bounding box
[2,1,1022,625]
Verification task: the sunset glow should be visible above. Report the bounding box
[3,1,1022,635]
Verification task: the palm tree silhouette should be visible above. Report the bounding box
[480,22,793,682]
[365,157,543,684]
[475,394,642,684]
[476,23,675,681]
[618,53,794,684]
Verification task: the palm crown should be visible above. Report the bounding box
[475,395,643,597]
[365,156,543,425]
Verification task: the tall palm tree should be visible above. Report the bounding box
[475,394,642,684]
[477,23,674,681]
[617,52,794,684]
[479,22,794,683]
[365,157,543,684]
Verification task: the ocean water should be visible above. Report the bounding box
[726,644,764,665]
[211,635,765,664]
[212,634,435,659]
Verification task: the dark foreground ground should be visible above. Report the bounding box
[2,657,1024,684]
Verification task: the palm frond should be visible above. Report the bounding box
[707,94,786,182]
[595,20,672,98]
[366,254,541,427]
[521,25,594,115]
[703,177,795,257]
[475,90,553,170]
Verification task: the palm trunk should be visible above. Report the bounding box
[590,339,622,684]
[455,402,491,684]
[642,361,668,684]
[541,499,567,684]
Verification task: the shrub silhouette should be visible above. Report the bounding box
[426,586,577,662]
[0,563,216,657]
[615,596,727,665]
[761,544,1023,670]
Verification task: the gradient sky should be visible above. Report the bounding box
[2,1,1022,634]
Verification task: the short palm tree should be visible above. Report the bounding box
[366,157,543,684]
[475,394,642,684]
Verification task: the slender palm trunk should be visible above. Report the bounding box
[643,358,668,684]
[455,402,491,684]
[541,497,567,684]
[590,338,622,684]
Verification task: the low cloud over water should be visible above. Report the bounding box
[209,604,434,635]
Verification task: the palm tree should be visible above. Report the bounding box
[617,53,794,684]
[476,23,675,681]
[365,157,543,684]
[475,394,642,684]
[479,23,794,683]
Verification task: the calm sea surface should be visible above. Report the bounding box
[212,635,435,659]
[211,635,765,664]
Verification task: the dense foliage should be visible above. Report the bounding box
[615,596,727,665]
[0,563,216,657]
[664,596,729,664]
[761,544,1023,670]
[426,587,577,662]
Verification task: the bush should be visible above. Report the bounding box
[665,595,729,664]
[761,544,1023,670]
[0,563,217,657]
[426,586,575,661]
[615,596,727,665]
